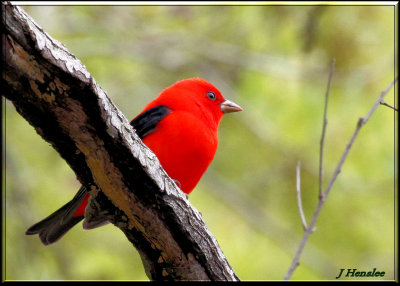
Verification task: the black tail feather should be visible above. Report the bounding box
[26,186,87,245]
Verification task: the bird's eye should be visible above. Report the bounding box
[207,91,216,101]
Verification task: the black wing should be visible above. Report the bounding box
[130,105,172,138]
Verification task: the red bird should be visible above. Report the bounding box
[26,78,242,245]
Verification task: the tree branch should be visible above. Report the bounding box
[319,59,335,199]
[283,70,397,280]
[2,2,238,281]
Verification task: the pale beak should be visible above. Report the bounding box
[220,99,243,114]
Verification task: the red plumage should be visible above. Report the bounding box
[141,78,228,194]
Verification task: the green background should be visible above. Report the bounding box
[3,4,397,281]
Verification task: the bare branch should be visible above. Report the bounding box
[283,76,398,281]
[319,59,335,199]
[296,161,308,231]
[361,78,397,124]
[380,101,398,112]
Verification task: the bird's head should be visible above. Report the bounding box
[156,78,242,128]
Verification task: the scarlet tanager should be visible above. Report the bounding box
[26,78,242,245]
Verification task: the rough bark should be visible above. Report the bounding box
[2,2,238,281]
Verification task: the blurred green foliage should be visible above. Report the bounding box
[3,4,396,281]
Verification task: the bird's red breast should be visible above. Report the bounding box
[139,78,226,193]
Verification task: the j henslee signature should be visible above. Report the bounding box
[336,268,385,279]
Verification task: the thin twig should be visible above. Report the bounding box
[283,77,398,281]
[296,161,308,231]
[296,161,317,233]
[363,78,397,123]
[319,59,335,199]
[380,101,398,112]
